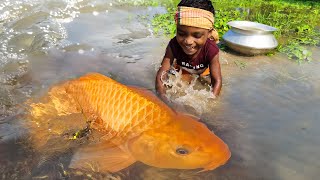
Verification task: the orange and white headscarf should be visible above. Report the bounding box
[175,6,219,43]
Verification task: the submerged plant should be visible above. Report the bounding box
[278,42,313,64]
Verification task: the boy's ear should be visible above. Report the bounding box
[208,28,220,44]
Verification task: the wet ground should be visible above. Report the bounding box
[0,0,320,179]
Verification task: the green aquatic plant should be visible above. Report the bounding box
[278,42,313,64]
[70,127,91,140]
[152,7,177,36]
[213,9,245,37]
[115,0,176,7]
[115,0,160,6]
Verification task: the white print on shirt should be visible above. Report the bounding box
[181,61,204,69]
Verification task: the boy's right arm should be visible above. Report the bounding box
[155,45,174,102]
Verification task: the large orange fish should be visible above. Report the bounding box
[28,73,230,173]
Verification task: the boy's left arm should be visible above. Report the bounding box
[209,54,222,98]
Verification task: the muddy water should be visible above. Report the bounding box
[0,0,320,179]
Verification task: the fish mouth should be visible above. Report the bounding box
[199,151,231,173]
[197,161,226,173]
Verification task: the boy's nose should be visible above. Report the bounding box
[184,36,193,45]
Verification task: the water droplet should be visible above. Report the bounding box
[92,11,99,16]
[78,49,84,54]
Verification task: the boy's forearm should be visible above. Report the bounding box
[211,79,222,97]
[209,54,222,98]
[155,80,165,96]
[155,46,173,100]
[155,70,166,95]
[155,70,170,104]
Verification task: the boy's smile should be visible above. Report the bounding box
[176,25,210,57]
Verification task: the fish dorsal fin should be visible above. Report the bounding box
[69,141,136,173]
[77,73,110,81]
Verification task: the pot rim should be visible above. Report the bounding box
[227,21,277,33]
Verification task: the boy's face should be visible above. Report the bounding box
[176,25,210,56]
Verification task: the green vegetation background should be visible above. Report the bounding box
[124,0,319,63]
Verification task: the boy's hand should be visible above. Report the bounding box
[159,93,170,104]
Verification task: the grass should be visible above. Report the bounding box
[114,0,175,7]
[149,0,320,63]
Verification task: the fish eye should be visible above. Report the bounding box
[176,148,189,155]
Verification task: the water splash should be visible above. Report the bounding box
[161,68,217,115]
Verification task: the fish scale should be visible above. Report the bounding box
[63,73,174,140]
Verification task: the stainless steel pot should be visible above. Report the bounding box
[222,21,278,55]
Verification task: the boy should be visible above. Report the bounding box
[155,0,222,102]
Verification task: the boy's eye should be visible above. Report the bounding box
[193,33,203,39]
[177,31,186,36]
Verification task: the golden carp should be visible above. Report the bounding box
[28,73,230,173]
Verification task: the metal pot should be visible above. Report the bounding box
[222,21,278,55]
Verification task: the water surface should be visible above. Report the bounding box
[0,0,319,179]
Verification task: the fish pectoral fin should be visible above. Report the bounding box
[69,143,136,173]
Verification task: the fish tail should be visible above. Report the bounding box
[26,83,88,151]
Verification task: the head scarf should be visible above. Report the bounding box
[175,6,219,43]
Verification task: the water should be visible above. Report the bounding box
[1,0,320,179]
